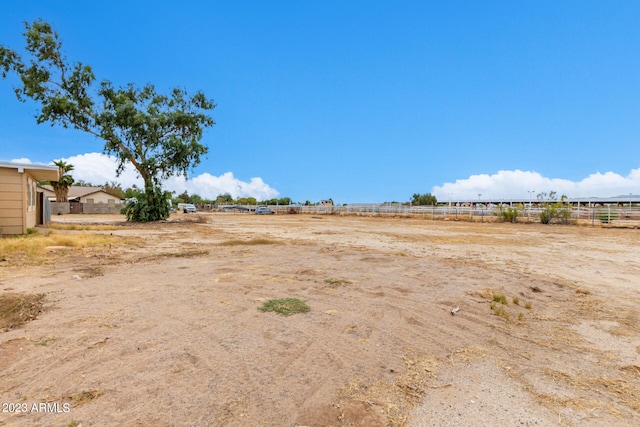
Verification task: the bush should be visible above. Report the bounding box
[121,186,171,222]
[539,207,554,224]
[537,192,573,224]
[556,207,574,224]
[496,206,519,223]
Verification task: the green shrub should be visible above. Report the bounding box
[121,186,171,222]
[496,206,520,223]
[492,293,508,305]
[259,298,310,316]
[539,207,554,224]
[556,207,573,224]
[537,192,573,224]
[491,303,510,320]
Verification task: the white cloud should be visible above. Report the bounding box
[61,153,142,188]
[51,152,279,200]
[165,173,279,200]
[432,168,640,200]
[10,158,32,164]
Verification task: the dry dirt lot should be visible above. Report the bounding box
[0,213,639,426]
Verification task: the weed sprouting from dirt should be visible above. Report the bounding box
[0,293,45,331]
[219,238,279,246]
[525,301,533,309]
[259,298,310,316]
[33,337,56,346]
[492,293,508,305]
[490,302,510,320]
[324,278,354,288]
[513,296,520,305]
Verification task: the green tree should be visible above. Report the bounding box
[261,197,291,205]
[236,197,257,205]
[123,185,143,200]
[1,20,215,222]
[102,181,125,199]
[215,193,233,204]
[176,191,191,204]
[411,193,437,206]
[50,160,74,202]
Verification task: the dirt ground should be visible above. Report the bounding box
[1,213,639,426]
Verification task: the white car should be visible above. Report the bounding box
[255,206,274,215]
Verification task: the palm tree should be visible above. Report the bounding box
[50,160,75,202]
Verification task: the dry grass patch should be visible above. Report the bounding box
[47,223,122,231]
[156,249,210,258]
[219,238,280,246]
[540,369,640,413]
[64,389,105,407]
[339,349,440,426]
[0,231,125,261]
[74,266,105,278]
[609,308,640,336]
[170,214,210,224]
[0,293,45,332]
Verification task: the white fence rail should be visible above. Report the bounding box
[205,204,640,225]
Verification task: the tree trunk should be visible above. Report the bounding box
[54,186,69,202]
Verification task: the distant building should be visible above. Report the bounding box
[0,161,58,235]
[320,199,334,206]
[39,185,121,204]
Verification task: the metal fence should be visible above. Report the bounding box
[207,204,640,226]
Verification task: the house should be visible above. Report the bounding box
[0,161,59,235]
[39,185,124,215]
[39,185,121,204]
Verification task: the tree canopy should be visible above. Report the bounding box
[411,193,437,206]
[1,20,215,221]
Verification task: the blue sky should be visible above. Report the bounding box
[1,1,639,203]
